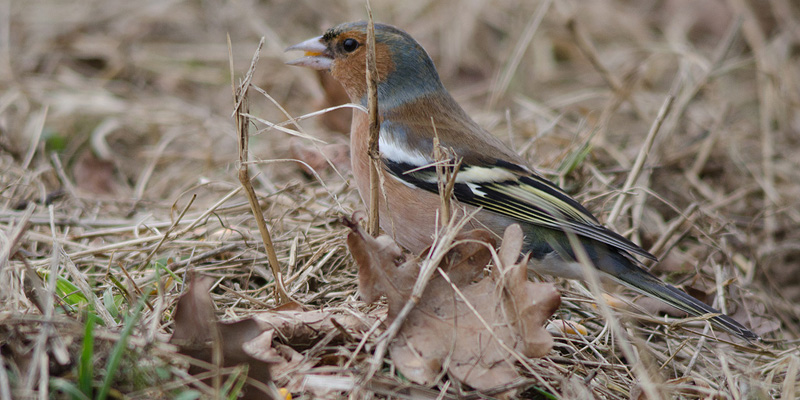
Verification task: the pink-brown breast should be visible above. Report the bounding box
[349,112,513,254]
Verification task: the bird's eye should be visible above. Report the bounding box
[342,38,359,53]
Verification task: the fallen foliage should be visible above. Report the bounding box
[170,273,379,398]
[170,274,278,400]
[288,139,351,176]
[347,222,561,395]
[1,0,799,398]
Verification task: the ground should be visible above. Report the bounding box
[1,0,799,399]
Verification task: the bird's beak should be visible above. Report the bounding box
[285,36,332,70]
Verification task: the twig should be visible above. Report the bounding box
[250,103,367,133]
[166,243,240,272]
[176,187,242,236]
[729,0,779,253]
[0,202,34,271]
[232,37,291,304]
[718,352,741,400]
[432,120,461,227]
[0,353,11,400]
[566,18,646,121]
[50,153,80,207]
[782,356,799,400]
[61,250,118,326]
[22,106,47,170]
[366,3,381,237]
[646,203,698,262]
[665,17,741,135]
[28,234,173,267]
[242,108,326,143]
[138,194,195,272]
[683,106,730,202]
[244,85,350,213]
[25,205,64,395]
[565,228,663,400]
[488,0,552,108]
[361,210,478,386]
[133,130,178,205]
[607,84,676,226]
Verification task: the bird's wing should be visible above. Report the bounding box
[381,147,657,261]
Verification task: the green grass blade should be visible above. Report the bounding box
[51,378,91,400]
[221,365,248,400]
[173,390,202,400]
[78,314,95,397]
[96,297,146,400]
[154,257,184,285]
[103,287,120,321]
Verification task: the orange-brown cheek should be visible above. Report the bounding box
[331,56,367,101]
[330,42,395,102]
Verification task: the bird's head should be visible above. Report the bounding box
[286,21,445,109]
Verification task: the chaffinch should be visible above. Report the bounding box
[286,21,757,341]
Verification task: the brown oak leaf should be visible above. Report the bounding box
[170,273,376,398]
[346,222,561,396]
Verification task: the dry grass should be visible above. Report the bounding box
[1,0,799,398]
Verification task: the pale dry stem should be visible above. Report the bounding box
[234,38,291,305]
[366,3,381,237]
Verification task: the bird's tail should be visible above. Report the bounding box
[600,256,759,342]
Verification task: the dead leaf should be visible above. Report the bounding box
[493,225,560,359]
[252,309,374,348]
[289,139,350,175]
[316,71,352,133]
[73,150,118,195]
[729,297,780,337]
[649,376,723,400]
[346,222,560,396]
[170,274,217,346]
[633,296,689,318]
[345,216,414,310]
[560,375,595,399]
[171,273,378,398]
[629,383,648,400]
[170,274,277,400]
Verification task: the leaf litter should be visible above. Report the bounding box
[2,0,799,398]
[348,219,561,396]
[171,221,561,397]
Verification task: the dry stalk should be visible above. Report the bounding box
[665,17,741,135]
[565,228,663,400]
[435,263,558,395]
[0,202,34,271]
[366,4,381,237]
[566,18,646,121]
[729,0,780,253]
[133,131,178,204]
[0,355,10,400]
[607,86,675,226]
[21,105,47,170]
[433,133,448,227]
[646,203,698,261]
[139,194,195,273]
[782,356,799,400]
[2,1,796,397]
[233,37,290,304]
[432,119,461,228]
[49,153,80,206]
[488,0,552,109]
[361,210,479,387]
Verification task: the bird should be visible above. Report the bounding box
[286,21,758,341]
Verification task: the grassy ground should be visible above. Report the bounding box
[1,0,799,398]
